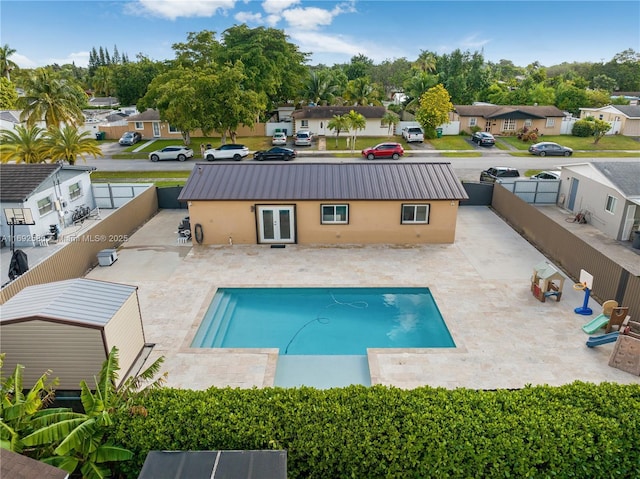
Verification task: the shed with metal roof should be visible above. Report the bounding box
[178,162,469,245]
[0,278,146,390]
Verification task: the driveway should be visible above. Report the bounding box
[85,208,640,390]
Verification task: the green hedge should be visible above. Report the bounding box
[112,382,640,478]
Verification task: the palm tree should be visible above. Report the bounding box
[18,68,85,127]
[381,111,400,137]
[346,110,366,152]
[302,70,339,106]
[22,347,166,479]
[92,66,114,97]
[403,72,438,112]
[42,126,102,165]
[0,125,48,163]
[0,44,18,81]
[327,114,350,147]
[413,51,437,73]
[344,77,381,106]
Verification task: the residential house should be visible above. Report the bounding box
[0,110,46,133]
[291,106,388,137]
[0,278,146,390]
[453,105,566,136]
[579,105,640,136]
[0,163,96,247]
[557,161,640,241]
[178,162,469,245]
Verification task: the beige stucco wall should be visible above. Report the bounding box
[103,293,145,385]
[187,199,460,245]
[0,320,105,390]
[459,116,563,136]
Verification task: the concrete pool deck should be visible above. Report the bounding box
[85,207,640,390]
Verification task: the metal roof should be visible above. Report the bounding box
[178,162,469,202]
[0,278,137,327]
[138,450,287,479]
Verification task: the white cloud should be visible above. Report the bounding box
[235,11,263,23]
[134,0,237,20]
[48,51,90,68]
[262,0,300,15]
[12,53,38,69]
[282,6,335,30]
[459,34,490,50]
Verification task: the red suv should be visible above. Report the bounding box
[361,143,404,160]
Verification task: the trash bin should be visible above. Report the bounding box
[436,128,443,138]
[632,231,640,249]
[97,249,117,266]
[95,131,105,140]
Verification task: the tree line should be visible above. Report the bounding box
[0,32,638,150]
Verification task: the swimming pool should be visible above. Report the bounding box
[191,287,455,355]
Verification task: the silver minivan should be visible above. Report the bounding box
[294,131,312,146]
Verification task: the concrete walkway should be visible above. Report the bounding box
[84,208,640,390]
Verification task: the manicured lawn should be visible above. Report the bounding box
[323,135,403,151]
[499,135,640,151]
[92,170,190,186]
[428,136,474,151]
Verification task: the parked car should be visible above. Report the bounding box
[361,143,404,160]
[528,142,573,157]
[272,132,287,146]
[203,144,249,161]
[254,147,297,161]
[294,131,313,146]
[401,127,424,143]
[530,170,561,180]
[471,131,495,146]
[119,131,142,146]
[148,146,194,162]
[479,167,521,183]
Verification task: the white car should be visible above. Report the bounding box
[294,131,313,146]
[203,144,249,161]
[148,146,194,162]
[272,132,287,146]
[530,170,561,180]
[402,127,424,143]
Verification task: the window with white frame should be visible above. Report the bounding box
[301,120,309,128]
[321,204,349,224]
[469,117,477,127]
[135,121,143,130]
[69,182,82,200]
[524,119,532,127]
[37,196,53,216]
[168,124,179,133]
[503,119,516,131]
[546,118,555,127]
[401,204,429,224]
[605,195,617,214]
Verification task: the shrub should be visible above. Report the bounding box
[573,119,596,137]
[112,382,640,478]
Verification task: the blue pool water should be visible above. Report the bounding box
[192,287,455,355]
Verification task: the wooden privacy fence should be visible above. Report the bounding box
[0,186,158,304]
[491,185,640,319]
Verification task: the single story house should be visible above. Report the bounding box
[0,164,96,247]
[291,106,388,137]
[453,105,566,136]
[0,278,146,390]
[109,109,264,141]
[578,105,640,136]
[0,110,46,134]
[178,162,469,245]
[557,161,640,241]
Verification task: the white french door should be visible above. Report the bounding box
[257,206,295,243]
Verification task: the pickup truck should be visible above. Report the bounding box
[402,127,424,143]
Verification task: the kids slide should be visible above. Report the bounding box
[586,332,619,348]
[581,313,609,334]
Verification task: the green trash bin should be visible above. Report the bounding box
[436,128,443,138]
[95,131,106,140]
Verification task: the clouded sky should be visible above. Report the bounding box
[3,0,639,69]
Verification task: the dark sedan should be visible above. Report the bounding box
[471,131,495,146]
[253,147,297,161]
[528,142,573,157]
